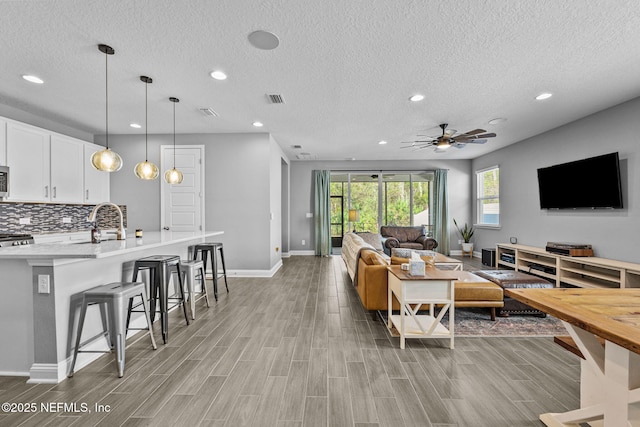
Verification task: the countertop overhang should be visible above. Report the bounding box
[0,230,223,260]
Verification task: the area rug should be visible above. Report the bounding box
[379,308,567,337]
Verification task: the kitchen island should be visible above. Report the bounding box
[0,230,223,383]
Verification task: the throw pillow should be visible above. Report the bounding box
[390,248,412,258]
[357,232,384,251]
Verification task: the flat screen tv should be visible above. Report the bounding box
[537,152,623,209]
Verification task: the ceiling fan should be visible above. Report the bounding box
[401,123,496,152]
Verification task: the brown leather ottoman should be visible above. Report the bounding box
[474,270,554,317]
[454,271,504,321]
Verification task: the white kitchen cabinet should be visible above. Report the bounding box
[6,121,51,202]
[50,134,84,203]
[83,143,110,203]
[0,118,6,165]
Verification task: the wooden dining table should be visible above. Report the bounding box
[507,287,640,427]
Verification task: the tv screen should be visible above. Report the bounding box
[537,152,623,209]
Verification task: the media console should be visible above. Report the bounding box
[496,243,640,289]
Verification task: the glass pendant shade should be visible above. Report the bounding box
[92,44,123,172]
[91,148,123,172]
[134,160,159,180]
[136,75,158,180]
[164,167,184,184]
[164,96,183,184]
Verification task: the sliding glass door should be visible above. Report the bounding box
[330,171,433,247]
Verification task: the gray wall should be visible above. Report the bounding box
[0,104,93,142]
[106,132,279,271]
[289,159,472,253]
[472,96,640,263]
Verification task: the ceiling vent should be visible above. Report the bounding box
[198,107,219,117]
[296,152,316,160]
[266,94,285,104]
[292,144,302,149]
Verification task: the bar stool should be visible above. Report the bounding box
[132,255,190,344]
[190,243,228,301]
[173,259,209,320]
[68,282,156,378]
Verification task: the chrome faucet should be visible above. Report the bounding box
[88,202,126,240]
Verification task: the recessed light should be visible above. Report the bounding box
[210,70,227,80]
[378,140,388,145]
[22,75,44,84]
[248,30,280,50]
[252,121,264,127]
[488,118,506,125]
[129,123,141,129]
[536,92,553,100]
[409,94,424,102]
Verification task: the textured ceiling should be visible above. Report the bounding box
[1,0,639,161]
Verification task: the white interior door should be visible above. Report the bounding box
[161,146,204,233]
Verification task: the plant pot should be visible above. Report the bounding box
[461,242,473,252]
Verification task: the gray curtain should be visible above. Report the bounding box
[313,170,331,256]
[433,169,449,255]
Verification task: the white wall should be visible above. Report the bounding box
[269,136,288,266]
[106,132,278,271]
[472,96,640,263]
[289,159,472,253]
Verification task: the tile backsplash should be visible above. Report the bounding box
[0,202,127,234]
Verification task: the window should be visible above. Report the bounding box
[476,166,499,226]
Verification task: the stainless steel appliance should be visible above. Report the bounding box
[0,166,8,199]
[0,233,34,248]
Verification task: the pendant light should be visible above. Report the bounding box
[90,44,123,172]
[134,75,159,180]
[164,97,184,184]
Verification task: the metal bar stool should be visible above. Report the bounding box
[173,259,209,319]
[190,243,228,300]
[132,255,190,344]
[68,282,156,378]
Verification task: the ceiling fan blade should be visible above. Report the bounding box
[465,139,488,144]
[453,132,495,142]
[456,128,486,138]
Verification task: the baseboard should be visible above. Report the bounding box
[28,315,151,383]
[226,259,283,277]
[289,250,315,256]
[449,249,480,258]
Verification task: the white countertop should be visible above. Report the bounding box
[0,230,223,259]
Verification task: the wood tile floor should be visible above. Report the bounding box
[0,255,580,426]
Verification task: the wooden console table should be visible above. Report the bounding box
[507,287,640,427]
[387,266,458,349]
[496,243,640,289]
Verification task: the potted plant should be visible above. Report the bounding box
[453,218,475,253]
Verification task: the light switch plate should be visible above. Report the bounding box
[38,275,50,294]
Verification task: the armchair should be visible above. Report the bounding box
[380,225,438,254]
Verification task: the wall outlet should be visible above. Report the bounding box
[38,275,50,294]
[62,217,72,223]
[302,239,306,245]
[19,217,31,225]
